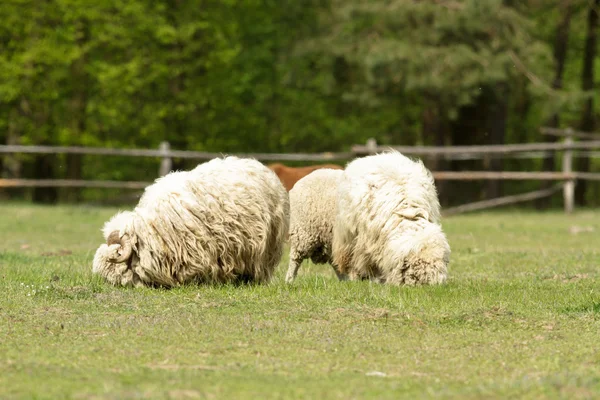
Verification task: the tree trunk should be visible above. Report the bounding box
[32,154,58,203]
[65,153,83,201]
[32,143,58,203]
[65,18,89,203]
[486,85,508,200]
[1,110,25,199]
[30,102,57,203]
[2,108,23,180]
[575,0,599,206]
[422,102,450,206]
[538,0,573,209]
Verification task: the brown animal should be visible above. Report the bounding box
[268,163,344,191]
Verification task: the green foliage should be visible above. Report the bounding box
[299,0,556,121]
[0,0,599,205]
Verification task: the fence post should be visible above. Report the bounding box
[562,128,575,214]
[366,138,378,154]
[159,141,172,177]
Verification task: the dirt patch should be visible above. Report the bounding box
[543,273,589,283]
[41,249,73,257]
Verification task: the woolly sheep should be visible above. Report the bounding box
[92,156,290,288]
[285,168,346,283]
[332,150,450,285]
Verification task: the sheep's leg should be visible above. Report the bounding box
[347,249,381,282]
[285,253,303,283]
[332,244,353,275]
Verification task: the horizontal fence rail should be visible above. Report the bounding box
[0,172,596,187]
[442,184,564,217]
[352,140,600,156]
[0,179,150,189]
[1,126,600,214]
[0,144,354,162]
[0,172,594,189]
[540,127,600,140]
[8,144,600,160]
[431,171,576,180]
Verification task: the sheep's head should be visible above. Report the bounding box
[92,211,143,288]
[386,221,450,286]
[401,223,450,286]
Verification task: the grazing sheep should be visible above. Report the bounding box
[92,156,290,288]
[285,168,346,283]
[268,163,343,191]
[332,150,450,285]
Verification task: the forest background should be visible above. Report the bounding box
[0,0,598,208]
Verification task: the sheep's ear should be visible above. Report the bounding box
[106,230,121,245]
[102,211,133,239]
[396,209,429,221]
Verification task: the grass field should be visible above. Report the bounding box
[1,203,600,399]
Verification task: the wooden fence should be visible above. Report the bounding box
[1,127,600,215]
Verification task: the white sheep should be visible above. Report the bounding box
[92,156,290,288]
[285,168,346,283]
[332,150,450,285]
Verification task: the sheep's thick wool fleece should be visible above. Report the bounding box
[289,168,343,262]
[285,168,344,283]
[332,150,450,285]
[93,156,289,287]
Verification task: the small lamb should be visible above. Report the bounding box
[285,168,346,283]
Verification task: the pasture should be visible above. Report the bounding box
[1,203,599,399]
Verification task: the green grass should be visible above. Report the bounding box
[1,203,600,399]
